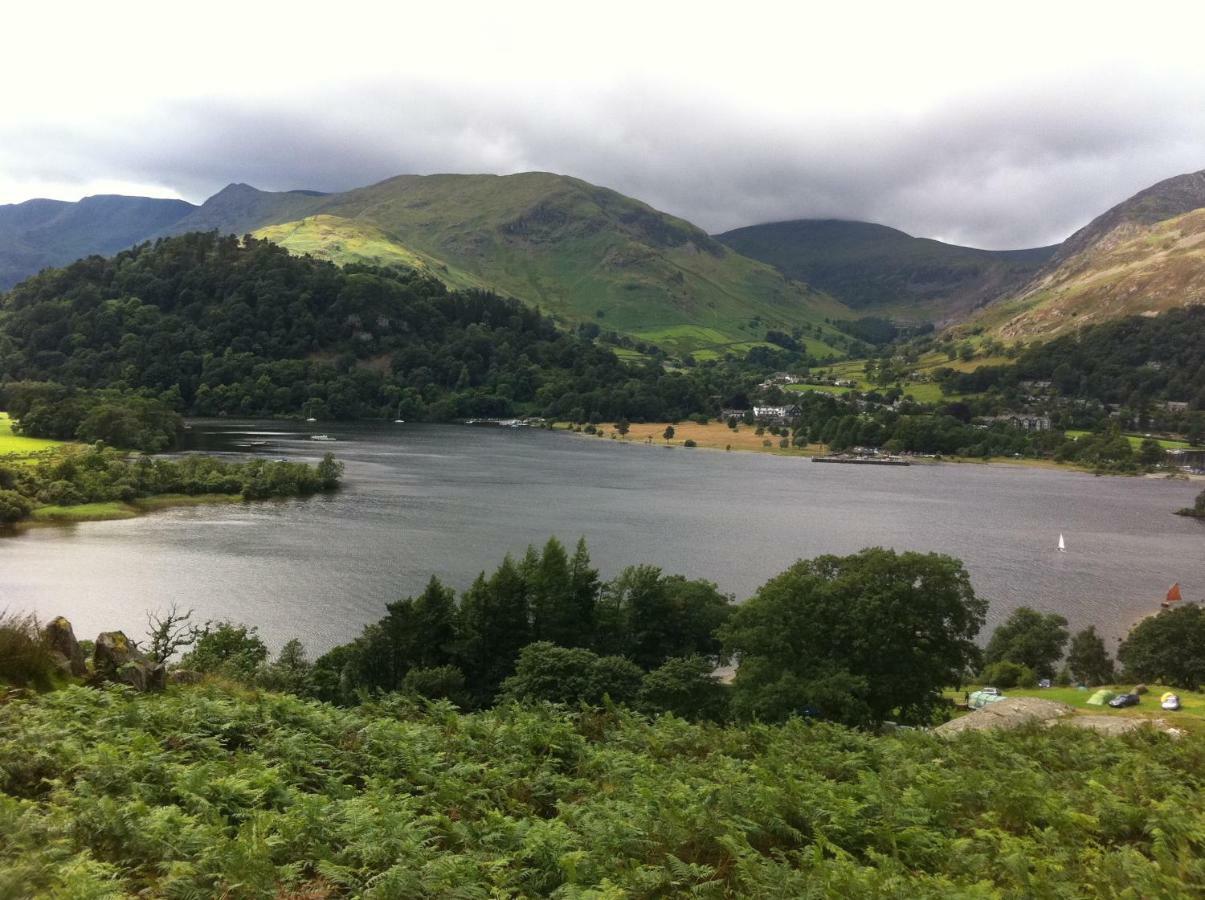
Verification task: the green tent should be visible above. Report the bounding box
[968,691,1006,710]
[1086,689,1116,706]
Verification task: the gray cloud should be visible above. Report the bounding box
[3,71,1204,249]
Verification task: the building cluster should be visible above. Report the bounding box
[977,413,1053,432]
[719,405,802,426]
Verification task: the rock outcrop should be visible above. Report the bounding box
[43,616,87,677]
[92,631,165,692]
[936,695,1183,739]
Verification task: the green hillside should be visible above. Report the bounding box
[219,173,853,356]
[252,215,488,292]
[717,219,1055,323]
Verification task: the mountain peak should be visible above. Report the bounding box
[1054,167,1205,263]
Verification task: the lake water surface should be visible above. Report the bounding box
[3,421,1202,653]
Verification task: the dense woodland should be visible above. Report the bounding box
[940,307,1205,411]
[0,233,762,424]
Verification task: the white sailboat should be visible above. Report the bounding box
[1057,533,1066,552]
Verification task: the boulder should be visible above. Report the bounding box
[43,616,87,677]
[936,697,1074,736]
[936,696,1184,740]
[167,669,203,685]
[92,631,165,692]
[1132,684,1149,695]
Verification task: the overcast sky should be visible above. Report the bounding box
[4,1,1205,248]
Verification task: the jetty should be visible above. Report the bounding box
[812,454,910,466]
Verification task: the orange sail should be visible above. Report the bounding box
[1164,583,1183,606]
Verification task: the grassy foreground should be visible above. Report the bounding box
[0,682,1201,898]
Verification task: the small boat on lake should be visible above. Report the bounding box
[1057,534,1066,552]
[1161,582,1183,608]
[309,434,337,442]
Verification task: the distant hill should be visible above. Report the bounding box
[715,219,1056,323]
[979,169,1205,340]
[238,173,852,357]
[2,175,855,357]
[0,195,194,289]
[161,183,330,239]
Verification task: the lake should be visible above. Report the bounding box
[3,421,1202,654]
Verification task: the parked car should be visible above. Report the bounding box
[1038,679,1052,689]
[1108,693,1140,708]
[980,686,1001,697]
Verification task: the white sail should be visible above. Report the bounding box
[1057,533,1066,551]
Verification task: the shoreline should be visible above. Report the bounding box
[18,494,245,528]
[550,421,1205,479]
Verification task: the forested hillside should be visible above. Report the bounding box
[941,305,1205,411]
[0,232,774,422]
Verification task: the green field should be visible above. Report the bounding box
[785,383,855,395]
[1066,430,1191,450]
[952,684,1205,734]
[0,412,65,456]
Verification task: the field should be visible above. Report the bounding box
[1066,429,1192,450]
[0,412,65,457]
[566,420,823,455]
[952,683,1205,734]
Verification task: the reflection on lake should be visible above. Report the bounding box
[3,421,1202,652]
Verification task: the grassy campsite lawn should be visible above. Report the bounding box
[0,412,66,457]
[1065,430,1192,450]
[950,684,1205,734]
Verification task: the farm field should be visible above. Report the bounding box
[560,420,822,455]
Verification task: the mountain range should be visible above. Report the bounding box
[3,166,1205,354]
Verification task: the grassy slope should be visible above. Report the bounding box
[716,219,1055,323]
[977,206,1205,341]
[252,215,489,292]
[254,173,853,356]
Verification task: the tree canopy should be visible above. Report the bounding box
[722,547,986,726]
[983,606,1070,679]
[1118,605,1205,690]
